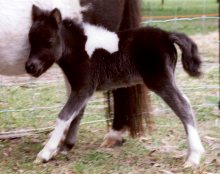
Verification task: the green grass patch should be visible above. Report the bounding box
[141,0,218,16]
[141,0,218,34]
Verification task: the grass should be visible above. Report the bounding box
[0,0,219,173]
[141,0,219,35]
[0,32,219,174]
[141,0,218,16]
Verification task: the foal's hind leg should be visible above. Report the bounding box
[151,82,204,167]
[59,107,85,154]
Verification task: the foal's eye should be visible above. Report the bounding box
[48,39,54,45]
[44,38,55,47]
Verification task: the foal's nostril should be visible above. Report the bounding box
[26,62,36,74]
[29,64,35,72]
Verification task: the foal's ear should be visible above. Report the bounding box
[32,5,42,21]
[50,8,62,29]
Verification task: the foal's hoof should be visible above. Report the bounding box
[34,157,46,164]
[34,148,59,163]
[183,160,200,169]
[59,144,74,155]
[183,150,205,168]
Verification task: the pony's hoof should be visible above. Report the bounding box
[101,129,124,148]
[59,149,68,155]
[34,157,45,164]
[101,138,116,148]
[101,138,125,148]
[59,147,70,155]
[183,150,205,168]
[35,147,59,163]
[183,161,198,169]
[59,143,74,155]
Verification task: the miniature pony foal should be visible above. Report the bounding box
[26,6,204,166]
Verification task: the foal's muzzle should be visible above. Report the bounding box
[25,60,42,77]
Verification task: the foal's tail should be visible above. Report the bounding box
[169,32,202,77]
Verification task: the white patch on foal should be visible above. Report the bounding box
[83,23,119,58]
[180,92,204,166]
[36,96,90,162]
[185,124,205,166]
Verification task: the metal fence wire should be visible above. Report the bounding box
[0,0,219,136]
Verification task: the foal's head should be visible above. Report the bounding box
[26,5,62,77]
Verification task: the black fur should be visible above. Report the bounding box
[26,7,203,162]
[26,8,202,106]
[169,32,202,77]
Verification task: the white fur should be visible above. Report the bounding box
[36,96,90,162]
[181,92,191,105]
[185,124,205,166]
[0,0,83,76]
[83,23,119,58]
[179,91,205,166]
[36,116,75,162]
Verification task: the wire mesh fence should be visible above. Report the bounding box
[0,0,219,136]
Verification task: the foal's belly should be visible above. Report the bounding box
[96,75,143,91]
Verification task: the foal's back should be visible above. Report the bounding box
[129,27,176,68]
[126,27,177,86]
[90,27,177,91]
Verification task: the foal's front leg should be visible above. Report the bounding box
[59,107,85,153]
[35,91,92,163]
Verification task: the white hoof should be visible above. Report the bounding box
[184,149,205,168]
[35,147,59,163]
[185,124,205,167]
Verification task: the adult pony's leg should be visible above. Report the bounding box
[59,107,85,153]
[101,0,153,147]
[101,86,152,147]
[35,91,93,163]
[147,78,204,166]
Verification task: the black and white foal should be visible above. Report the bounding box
[26,6,204,166]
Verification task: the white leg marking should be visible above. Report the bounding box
[36,115,76,162]
[185,124,205,167]
[181,92,205,166]
[182,93,191,105]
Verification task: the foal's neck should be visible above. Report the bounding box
[60,19,119,60]
[60,19,87,58]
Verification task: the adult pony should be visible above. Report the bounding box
[26,6,204,166]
